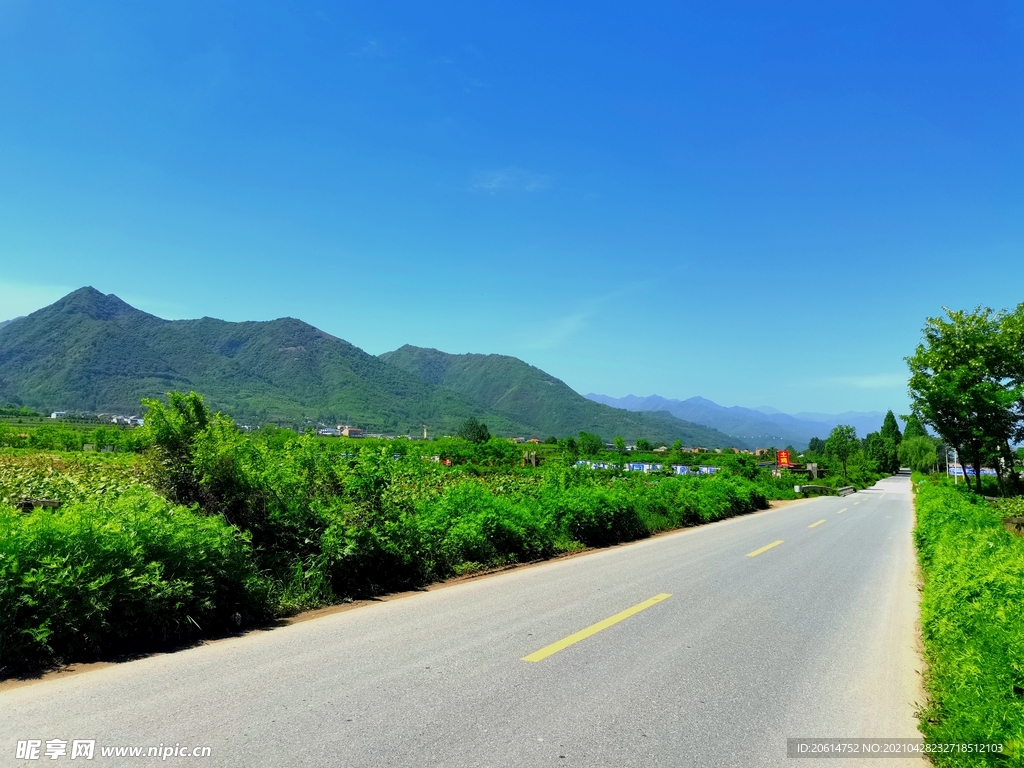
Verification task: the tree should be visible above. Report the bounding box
[577,431,604,456]
[614,435,626,454]
[142,391,212,505]
[635,438,653,452]
[880,411,902,447]
[672,439,683,453]
[807,437,825,455]
[898,436,938,474]
[559,435,578,460]
[906,306,1024,494]
[456,416,490,443]
[863,432,889,473]
[902,414,928,440]
[824,425,858,480]
[542,436,558,444]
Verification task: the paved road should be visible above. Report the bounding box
[3,476,924,767]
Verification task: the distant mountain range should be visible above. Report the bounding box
[380,346,728,447]
[0,288,738,446]
[586,394,887,448]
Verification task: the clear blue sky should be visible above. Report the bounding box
[1,1,1021,414]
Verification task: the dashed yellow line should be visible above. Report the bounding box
[746,540,784,558]
[808,519,825,528]
[853,502,860,506]
[522,593,672,662]
[837,508,847,514]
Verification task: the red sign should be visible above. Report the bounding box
[777,450,791,467]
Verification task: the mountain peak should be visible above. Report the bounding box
[48,287,149,322]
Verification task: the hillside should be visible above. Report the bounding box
[586,393,886,448]
[379,345,742,447]
[0,288,741,445]
[0,288,521,434]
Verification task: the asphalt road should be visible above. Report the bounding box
[3,476,924,767]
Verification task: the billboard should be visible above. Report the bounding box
[777,450,792,467]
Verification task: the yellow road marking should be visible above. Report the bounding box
[808,519,825,528]
[837,508,847,514]
[853,502,860,506]
[746,540,784,558]
[522,594,672,662]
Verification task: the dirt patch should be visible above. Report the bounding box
[767,497,813,510]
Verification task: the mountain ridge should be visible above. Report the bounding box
[0,288,742,446]
[585,393,886,448]
[379,345,741,447]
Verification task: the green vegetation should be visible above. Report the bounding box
[907,304,1024,495]
[456,416,490,443]
[0,287,740,444]
[899,437,937,473]
[914,478,1024,764]
[1,389,833,677]
[823,425,858,480]
[379,344,741,446]
[1,488,271,674]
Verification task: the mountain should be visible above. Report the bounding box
[585,393,886,448]
[0,288,741,446]
[0,287,523,433]
[379,346,743,447]
[0,317,24,331]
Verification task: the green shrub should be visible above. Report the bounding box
[545,485,647,547]
[914,483,1024,764]
[0,488,271,675]
[319,509,427,597]
[416,483,555,575]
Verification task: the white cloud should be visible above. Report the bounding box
[471,168,552,194]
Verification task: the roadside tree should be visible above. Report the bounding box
[906,306,1023,494]
[824,425,858,480]
[898,437,938,474]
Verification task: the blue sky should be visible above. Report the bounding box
[1,1,1022,414]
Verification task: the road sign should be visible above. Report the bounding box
[777,450,791,467]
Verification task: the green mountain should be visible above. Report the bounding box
[0,288,743,446]
[0,288,519,433]
[379,345,742,447]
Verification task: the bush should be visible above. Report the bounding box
[0,488,271,675]
[914,482,1024,764]
[416,483,555,575]
[544,484,647,547]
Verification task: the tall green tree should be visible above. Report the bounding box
[456,416,490,443]
[902,414,928,440]
[898,437,937,473]
[577,431,604,456]
[863,432,889,473]
[906,306,1023,493]
[614,435,626,454]
[880,410,902,447]
[559,435,578,460]
[824,425,858,480]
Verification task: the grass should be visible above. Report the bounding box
[914,475,1024,765]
